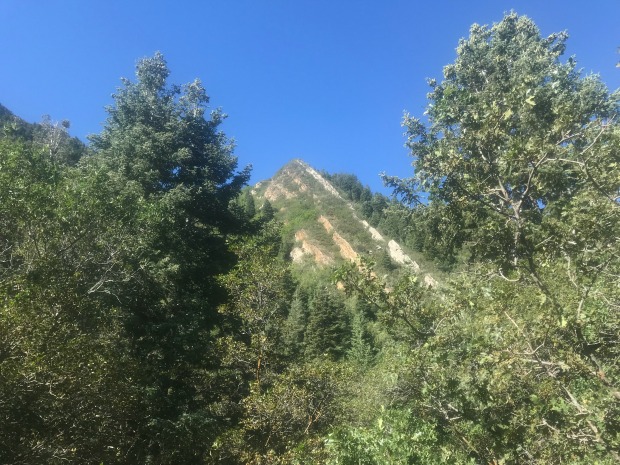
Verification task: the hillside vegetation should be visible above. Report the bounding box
[251,158,437,282]
[1,13,619,464]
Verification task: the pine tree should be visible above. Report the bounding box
[347,310,374,368]
[283,286,309,359]
[85,52,250,463]
[261,198,275,221]
[243,189,256,218]
[304,288,350,360]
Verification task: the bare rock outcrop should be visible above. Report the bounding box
[318,215,333,233]
[291,230,333,265]
[298,161,343,199]
[423,274,439,288]
[387,240,420,273]
[264,182,296,201]
[361,220,385,242]
[292,176,309,192]
[332,232,358,262]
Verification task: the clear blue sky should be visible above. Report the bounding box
[1,1,618,194]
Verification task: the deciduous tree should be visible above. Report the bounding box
[376,13,620,462]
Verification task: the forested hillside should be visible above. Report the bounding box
[1,13,619,464]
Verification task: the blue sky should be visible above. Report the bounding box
[1,0,619,194]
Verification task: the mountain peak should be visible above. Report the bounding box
[255,158,347,203]
[252,160,438,287]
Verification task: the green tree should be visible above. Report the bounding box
[346,310,374,368]
[242,189,257,218]
[0,134,146,464]
[218,361,346,463]
[375,248,395,272]
[387,13,619,274]
[326,407,465,465]
[283,285,310,358]
[33,115,84,166]
[379,13,620,463]
[304,287,350,360]
[84,52,250,463]
[220,220,294,386]
[260,198,275,221]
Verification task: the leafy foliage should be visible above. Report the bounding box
[1,53,251,464]
[366,13,620,463]
[387,13,619,273]
[1,13,619,464]
[327,407,470,465]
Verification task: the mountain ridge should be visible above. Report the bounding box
[252,158,438,287]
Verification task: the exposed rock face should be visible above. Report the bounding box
[362,220,385,242]
[387,240,421,273]
[254,159,438,286]
[332,232,358,262]
[290,247,306,262]
[318,215,333,233]
[264,182,296,201]
[298,161,344,199]
[319,215,359,262]
[291,230,333,265]
[262,163,311,201]
[292,177,309,192]
[424,274,439,288]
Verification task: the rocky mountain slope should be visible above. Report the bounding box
[252,159,437,287]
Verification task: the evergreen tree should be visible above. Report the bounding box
[260,198,275,221]
[283,286,309,358]
[304,288,350,360]
[375,248,395,272]
[85,52,250,463]
[242,189,256,218]
[347,311,374,368]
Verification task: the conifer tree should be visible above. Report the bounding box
[261,198,276,221]
[304,288,350,360]
[283,286,309,358]
[347,311,374,368]
[242,189,256,218]
[85,52,250,463]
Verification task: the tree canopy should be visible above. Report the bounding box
[387,14,619,272]
[1,14,619,465]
